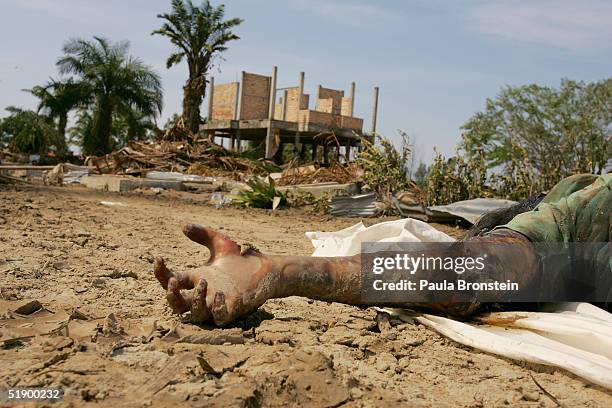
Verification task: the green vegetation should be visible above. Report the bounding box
[0,107,63,155]
[425,78,611,203]
[25,78,88,152]
[2,1,244,157]
[1,0,609,209]
[355,133,412,198]
[57,37,163,155]
[68,107,157,152]
[2,36,163,157]
[153,0,243,134]
[425,145,489,205]
[230,177,287,209]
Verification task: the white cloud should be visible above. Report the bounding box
[288,0,397,26]
[467,0,612,54]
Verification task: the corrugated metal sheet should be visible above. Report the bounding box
[393,197,517,224]
[330,193,379,217]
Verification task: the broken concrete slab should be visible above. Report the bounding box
[145,171,214,183]
[80,175,184,192]
[277,182,358,198]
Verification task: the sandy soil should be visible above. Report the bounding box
[1,184,610,407]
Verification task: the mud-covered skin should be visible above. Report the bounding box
[154,224,365,325]
[154,224,275,325]
[154,224,539,325]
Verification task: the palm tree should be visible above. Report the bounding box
[69,106,157,152]
[0,106,62,155]
[152,0,243,134]
[56,37,163,155]
[26,78,87,153]
[113,105,158,148]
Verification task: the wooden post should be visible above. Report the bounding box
[265,66,278,159]
[345,142,351,162]
[349,81,355,116]
[311,142,318,162]
[236,130,241,153]
[371,86,379,134]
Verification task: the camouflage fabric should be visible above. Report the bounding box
[503,173,610,243]
[499,174,611,304]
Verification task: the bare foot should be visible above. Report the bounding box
[153,224,279,326]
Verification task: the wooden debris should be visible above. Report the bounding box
[277,161,362,186]
[85,139,269,180]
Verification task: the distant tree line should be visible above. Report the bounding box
[426,78,612,203]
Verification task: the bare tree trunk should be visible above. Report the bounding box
[87,101,113,155]
[182,76,207,135]
[56,113,69,154]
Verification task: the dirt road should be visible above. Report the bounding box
[1,184,610,407]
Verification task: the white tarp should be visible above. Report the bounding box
[306,219,612,389]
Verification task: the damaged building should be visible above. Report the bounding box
[201,67,379,163]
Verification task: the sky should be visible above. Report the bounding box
[1,0,611,162]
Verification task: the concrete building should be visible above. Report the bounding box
[200,67,378,163]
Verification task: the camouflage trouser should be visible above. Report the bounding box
[499,174,611,304]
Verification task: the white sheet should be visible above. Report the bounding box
[306,219,612,389]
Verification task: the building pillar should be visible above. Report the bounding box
[349,81,355,117]
[265,66,278,159]
[371,86,379,135]
[207,76,215,120]
[294,71,305,160]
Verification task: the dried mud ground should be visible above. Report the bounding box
[0,184,610,408]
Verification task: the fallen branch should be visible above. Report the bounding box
[529,373,566,408]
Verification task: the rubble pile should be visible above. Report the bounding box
[276,161,363,186]
[0,148,28,164]
[85,139,270,180]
